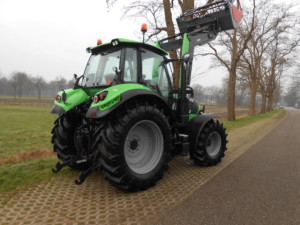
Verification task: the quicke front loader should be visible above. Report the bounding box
[51,0,243,191]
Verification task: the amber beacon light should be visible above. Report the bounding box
[141,23,148,43]
[97,39,103,45]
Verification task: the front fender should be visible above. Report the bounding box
[185,115,214,151]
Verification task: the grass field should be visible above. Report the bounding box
[0,102,285,192]
[0,104,57,157]
[0,103,65,192]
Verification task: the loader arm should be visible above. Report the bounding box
[157,0,243,125]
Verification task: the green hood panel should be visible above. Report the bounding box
[54,88,90,112]
[83,87,104,96]
[91,84,152,110]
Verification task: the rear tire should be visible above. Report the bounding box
[51,113,91,171]
[191,119,227,166]
[93,102,171,191]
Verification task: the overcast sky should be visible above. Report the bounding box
[0,0,230,87]
[1,0,297,88]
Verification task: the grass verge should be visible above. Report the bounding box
[223,108,286,131]
[0,157,75,192]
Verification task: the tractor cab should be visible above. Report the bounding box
[84,38,173,102]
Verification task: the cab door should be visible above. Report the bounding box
[140,48,173,105]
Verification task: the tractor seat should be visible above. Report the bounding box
[105,74,115,85]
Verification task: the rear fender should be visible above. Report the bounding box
[86,87,173,121]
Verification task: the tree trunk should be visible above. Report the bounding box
[227,69,236,120]
[227,30,238,121]
[13,87,17,99]
[266,93,274,112]
[18,88,22,98]
[38,88,41,99]
[163,0,180,88]
[249,81,257,116]
[260,92,267,113]
[181,0,194,12]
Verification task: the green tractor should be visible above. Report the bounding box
[51,0,243,191]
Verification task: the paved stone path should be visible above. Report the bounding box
[0,110,285,225]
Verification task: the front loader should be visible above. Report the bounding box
[51,0,243,191]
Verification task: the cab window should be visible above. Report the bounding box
[124,48,138,82]
[141,48,172,98]
[83,49,121,87]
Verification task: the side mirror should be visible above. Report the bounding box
[73,74,83,89]
[182,54,190,63]
[113,67,121,75]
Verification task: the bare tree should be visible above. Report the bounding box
[192,83,204,103]
[67,79,74,88]
[8,73,18,98]
[239,2,299,114]
[8,72,28,98]
[0,75,12,96]
[284,76,300,107]
[17,72,28,97]
[33,76,46,99]
[265,40,299,111]
[56,76,67,91]
[207,1,256,120]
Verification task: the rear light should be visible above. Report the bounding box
[93,95,99,103]
[55,95,61,102]
[93,91,108,103]
[99,92,107,101]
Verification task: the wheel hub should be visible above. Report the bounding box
[206,131,222,157]
[124,120,164,175]
[206,139,212,147]
[128,136,140,153]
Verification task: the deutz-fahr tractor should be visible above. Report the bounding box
[51,0,243,191]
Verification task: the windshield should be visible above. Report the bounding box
[82,49,121,87]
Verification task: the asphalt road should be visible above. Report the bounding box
[156,108,300,225]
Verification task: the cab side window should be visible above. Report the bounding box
[141,48,172,98]
[124,48,138,82]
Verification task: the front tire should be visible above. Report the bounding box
[93,102,171,191]
[191,119,227,166]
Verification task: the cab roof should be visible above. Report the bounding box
[87,38,168,56]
